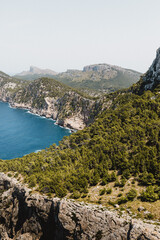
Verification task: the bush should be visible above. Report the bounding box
[106,188,112,194]
[117,193,122,197]
[145,213,154,220]
[28,175,36,188]
[55,185,67,198]
[126,189,137,201]
[117,196,128,205]
[139,172,156,186]
[99,188,106,195]
[71,191,81,199]
[140,186,159,202]
[122,169,130,179]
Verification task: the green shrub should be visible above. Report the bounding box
[106,188,112,194]
[126,189,137,201]
[117,193,122,197]
[99,188,106,196]
[71,191,81,199]
[140,186,159,202]
[117,196,128,205]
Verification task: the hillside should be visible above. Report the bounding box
[1,48,160,223]
[14,64,142,95]
[0,75,104,130]
[1,173,159,240]
[54,64,141,93]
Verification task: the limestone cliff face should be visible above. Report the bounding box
[0,77,103,130]
[141,47,160,91]
[0,173,160,240]
[55,64,141,94]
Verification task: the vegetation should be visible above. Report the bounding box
[0,88,160,204]
[54,67,141,94]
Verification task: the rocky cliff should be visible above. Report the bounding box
[0,173,160,240]
[55,64,141,94]
[139,47,160,92]
[0,76,103,130]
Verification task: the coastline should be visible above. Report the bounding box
[0,100,74,159]
[6,100,75,133]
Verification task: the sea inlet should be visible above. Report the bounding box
[0,101,71,160]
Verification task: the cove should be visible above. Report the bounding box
[0,101,71,160]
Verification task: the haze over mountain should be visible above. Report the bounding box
[14,66,57,80]
[14,64,142,94]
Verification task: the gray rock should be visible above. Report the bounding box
[138,206,146,212]
[142,47,160,91]
[0,173,160,240]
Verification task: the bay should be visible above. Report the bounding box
[0,101,71,160]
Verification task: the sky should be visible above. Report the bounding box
[0,0,160,75]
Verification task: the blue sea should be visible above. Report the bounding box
[0,101,71,160]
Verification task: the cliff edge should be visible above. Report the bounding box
[0,173,160,240]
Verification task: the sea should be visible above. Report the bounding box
[0,101,71,160]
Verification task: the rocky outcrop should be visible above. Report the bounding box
[0,76,104,130]
[15,66,57,77]
[56,64,141,92]
[141,47,160,91]
[0,173,160,240]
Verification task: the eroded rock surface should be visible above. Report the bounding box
[0,173,160,240]
[141,47,160,91]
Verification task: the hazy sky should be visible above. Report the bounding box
[0,0,160,74]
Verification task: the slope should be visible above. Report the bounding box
[54,64,142,94]
[0,75,103,130]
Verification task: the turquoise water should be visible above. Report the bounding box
[0,102,71,160]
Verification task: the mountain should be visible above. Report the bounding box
[14,66,57,80]
[14,64,142,95]
[54,63,142,94]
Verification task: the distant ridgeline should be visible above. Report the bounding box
[14,64,142,95]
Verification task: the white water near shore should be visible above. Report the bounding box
[8,102,73,132]
[0,101,71,159]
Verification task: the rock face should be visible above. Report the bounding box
[0,76,104,130]
[55,64,141,94]
[141,47,160,91]
[0,173,160,240]
[16,66,57,77]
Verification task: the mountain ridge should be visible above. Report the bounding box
[16,66,57,76]
[14,64,142,94]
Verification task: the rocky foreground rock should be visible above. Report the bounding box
[0,173,160,240]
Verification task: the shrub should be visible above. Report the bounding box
[106,188,112,194]
[99,188,106,196]
[145,213,154,220]
[117,193,122,197]
[140,186,159,202]
[122,169,130,179]
[126,189,137,201]
[117,196,128,205]
[71,191,81,199]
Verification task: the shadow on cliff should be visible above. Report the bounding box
[12,188,70,240]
